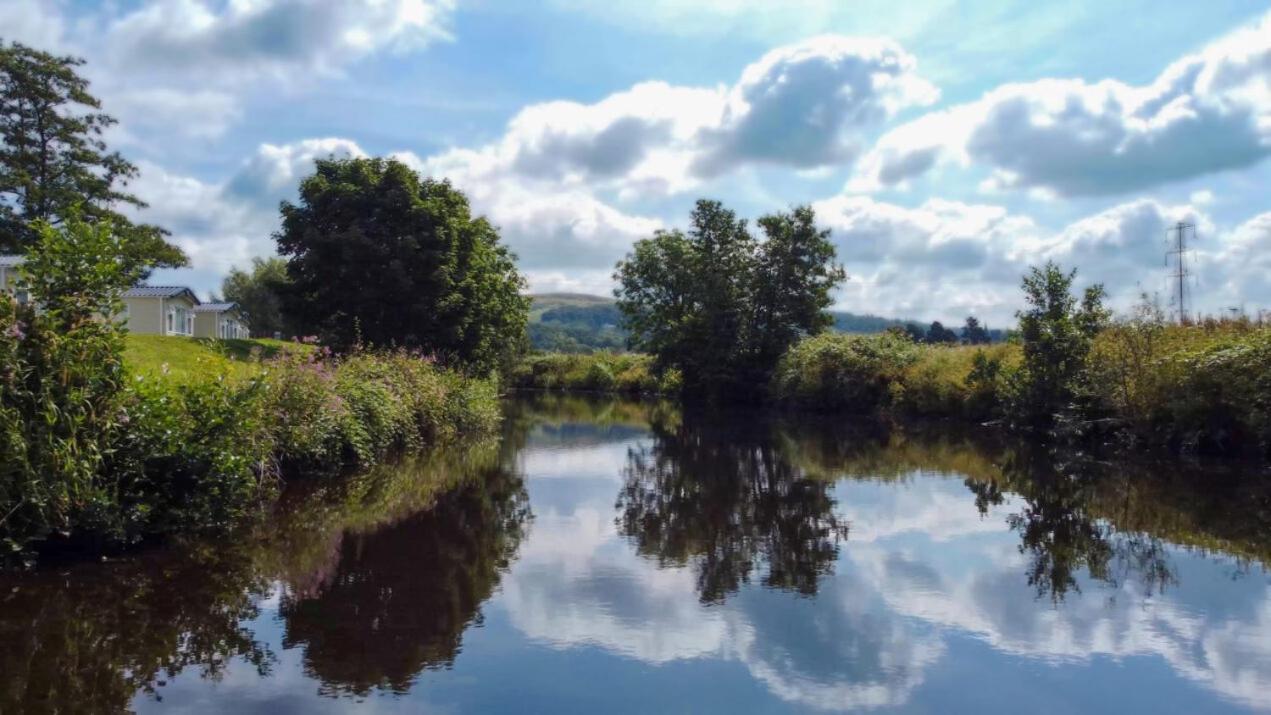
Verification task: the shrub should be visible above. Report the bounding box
[1088,311,1271,455]
[107,374,275,540]
[510,352,666,395]
[890,344,1017,420]
[0,218,139,558]
[1005,262,1108,429]
[771,332,919,411]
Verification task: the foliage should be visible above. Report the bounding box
[924,320,959,344]
[615,200,844,398]
[962,316,991,345]
[891,343,1018,420]
[1,217,501,559]
[222,257,293,338]
[0,217,137,556]
[0,42,184,270]
[275,157,529,374]
[770,332,920,412]
[1005,262,1109,429]
[1088,306,1271,455]
[510,352,666,394]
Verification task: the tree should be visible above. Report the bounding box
[924,320,958,344]
[614,199,844,398]
[222,257,293,338]
[961,316,991,345]
[1007,262,1109,429]
[274,157,529,374]
[0,42,185,271]
[751,206,845,369]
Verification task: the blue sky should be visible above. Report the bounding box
[5,0,1271,323]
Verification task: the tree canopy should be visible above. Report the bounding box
[614,200,845,397]
[0,42,184,271]
[962,316,991,345]
[222,257,293,339]
[275,157,529,374]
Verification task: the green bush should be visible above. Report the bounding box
[510,352,666,395]
[770,332,919,411]
[0,218,139,557]
[1088,315,1271,455]
[107,374,275,539]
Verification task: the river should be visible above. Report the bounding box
[2,394,1269,713]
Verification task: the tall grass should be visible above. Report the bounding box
[770,319,1271,458]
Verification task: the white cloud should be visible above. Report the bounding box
[0,0,68,49]
[810,193,1244,322]
[8,0,455,140]
[1200,211,1271,314]
[224,137,368,203]
[425,34,935,197]
[103,0,454,82]
[852,10,1271,195]
[109,88,243,140]
[130,138,371,296]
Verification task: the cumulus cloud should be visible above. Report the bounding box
[811,193,1233,322]
[128,138,371,295]
[11,0,455,140]
[225,137,368,204]
[104,0,454,82]
[426,35,935,197]
[0,0,68,49]
[1200,211,1271,313]
[852,10,1271,195]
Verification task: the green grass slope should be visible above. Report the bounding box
[124,335,312,381]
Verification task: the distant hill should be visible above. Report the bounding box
[525,293,1001,352]
[528,293,625,352]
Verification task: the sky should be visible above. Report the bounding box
[4,0,1271,325]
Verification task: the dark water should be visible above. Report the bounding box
[3,395,1271,714]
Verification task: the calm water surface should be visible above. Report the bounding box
[3,395,1271,713]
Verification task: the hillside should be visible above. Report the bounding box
[526,293,990,353]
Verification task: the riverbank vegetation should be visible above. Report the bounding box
[1,219,501,564]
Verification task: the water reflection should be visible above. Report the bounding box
[0,543,271,711]
[1,395,1270,713]
[617,409,849,602]
[0,437,530,712]
[279,463,531,696]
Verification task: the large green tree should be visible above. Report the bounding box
[274,157,529,373]
[615,199,844,397]
[222,257,293,338]
[0,42,185,270]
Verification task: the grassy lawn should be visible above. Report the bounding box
[124,335,313,381]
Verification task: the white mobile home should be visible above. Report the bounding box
[122,286,199,336]
[194,302,250,339]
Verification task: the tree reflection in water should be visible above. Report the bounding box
[616,409,850,603]
[279,462,530,696]
[0,434,530,711]
[0,543,272,712]
[617,404,1269,606]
